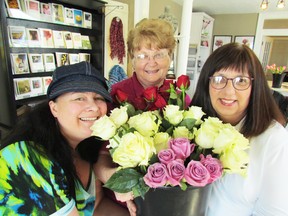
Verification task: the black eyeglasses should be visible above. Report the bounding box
[209,75,254,91]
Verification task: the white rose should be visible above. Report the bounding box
[109,106,128,128]
[90,115,116,140]
[163,105,184,125]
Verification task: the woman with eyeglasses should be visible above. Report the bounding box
[94,18,176,215]
[191,43,288,215]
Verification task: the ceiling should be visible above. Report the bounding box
[173,0,288,15]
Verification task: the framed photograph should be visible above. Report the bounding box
[28,53,44,73]
[212,35,232,52]
[10,53,30,74]
[26,28,40,47]
[43,53,56,71]
[5,0,22,17]
[234,35,255,49]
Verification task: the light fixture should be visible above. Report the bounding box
[277,0,285,8]
[260,0,269,10]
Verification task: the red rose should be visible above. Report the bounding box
[115,89,128,103]
[176,75,190,90]
[159,79,175,101]
[154,95,167,109]
[143,86,158,102]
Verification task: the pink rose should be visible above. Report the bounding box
[184,160,210,187]
[200,154,223,183]
[166,159,185,186]
[158,149,176,165]
[143,163,168,188]
[169,138,192,160]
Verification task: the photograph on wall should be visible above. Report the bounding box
[212,35,232,52]
[43,53,56,71]
[234,35,255,49]
[10,53,30,74]
[5,0,23,17]
[26,28,40,47]
[28,53,44,73]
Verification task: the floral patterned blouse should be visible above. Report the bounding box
[0,141,96,215]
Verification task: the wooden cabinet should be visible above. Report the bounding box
[0,0,106,128]
[187,12,214,96]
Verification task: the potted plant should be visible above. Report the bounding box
[266,64,287,88]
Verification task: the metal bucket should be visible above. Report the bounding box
[134,184,212,216]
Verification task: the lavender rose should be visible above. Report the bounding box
[200,154,223,183]
[166,159,186,186]
[184,160,210,187]
[169,138,192,160]
[143,163,168,188]
[158,149,176,165]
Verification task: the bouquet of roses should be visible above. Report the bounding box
[91,75,249,198]
[266,64,286,74]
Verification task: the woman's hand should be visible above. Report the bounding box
[114,191,134,202]
[126,200,137,216]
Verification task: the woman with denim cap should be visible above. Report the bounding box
[191,43,288,215]
[0,62,129,215]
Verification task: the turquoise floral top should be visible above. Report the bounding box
[0,141,96,215]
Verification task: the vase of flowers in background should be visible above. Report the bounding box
[91,75,250,216]
[266,64,287,88]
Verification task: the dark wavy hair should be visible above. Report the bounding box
[191,43,285,138]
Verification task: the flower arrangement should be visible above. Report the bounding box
[266,64,287,74]
[91,75,249,198]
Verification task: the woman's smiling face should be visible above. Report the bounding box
[49,92,107,148]
[209,69,252,125]
[133,46,171,89]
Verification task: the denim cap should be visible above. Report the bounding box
[47,62,112,102]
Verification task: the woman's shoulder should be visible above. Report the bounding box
[0,141,73,215]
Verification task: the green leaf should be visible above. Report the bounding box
[104,168,143,193]
[179,118,196,130]
[180,182,187,191]
[132,177,150,199]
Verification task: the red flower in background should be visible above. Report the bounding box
[115,89,128,104]
[177,75,190,91]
